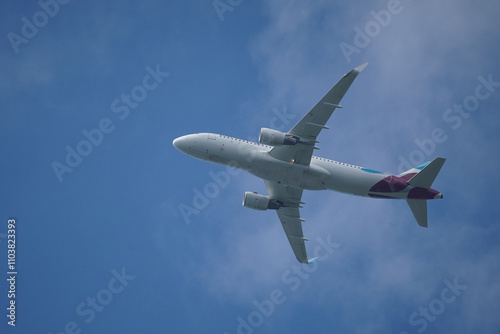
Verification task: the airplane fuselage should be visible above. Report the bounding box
[173,64,445,263]
[173,133,442,200]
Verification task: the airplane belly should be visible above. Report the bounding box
[248,152,330,190]
[299,164,331,190]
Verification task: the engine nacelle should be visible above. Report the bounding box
[242,192,281,210]
[259,128,297,146]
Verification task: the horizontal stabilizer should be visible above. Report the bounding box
[406,199,428,227]
[307,257,319,264]
[408,157,446,189]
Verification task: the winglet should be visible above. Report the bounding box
[339,63,368,82]
[307,257,319,264]
[353,62,368,73]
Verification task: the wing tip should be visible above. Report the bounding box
[354,62,369,73]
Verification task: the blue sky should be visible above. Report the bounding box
[1,0,499,333]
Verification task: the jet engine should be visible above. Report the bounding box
[259,128,297,146]
[242,192,281,210]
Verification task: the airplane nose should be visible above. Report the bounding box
[434,193,443,199]
[173,136,188,152]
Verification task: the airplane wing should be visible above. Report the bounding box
[269,63,368,165]
[264,180,317,264]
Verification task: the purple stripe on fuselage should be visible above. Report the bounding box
[369,175,441,199]
[370,175,408,193]
[407,187,440,199]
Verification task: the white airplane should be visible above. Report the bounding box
[173,63,445,264]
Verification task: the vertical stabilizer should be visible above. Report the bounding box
[406,199,428,227]
[407,157,446,189]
